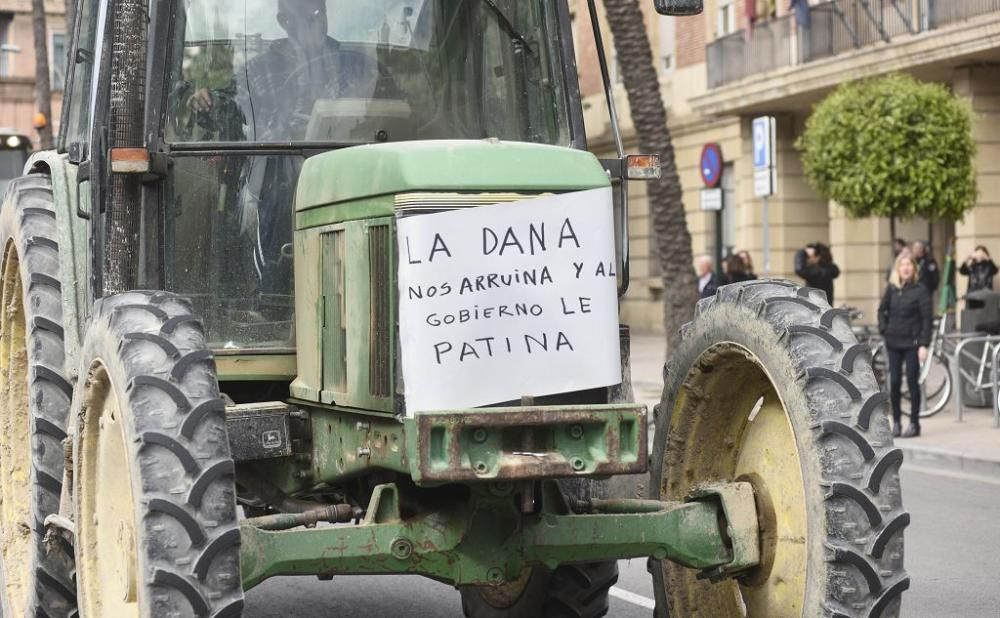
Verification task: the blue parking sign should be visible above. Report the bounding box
[753,117,772,170]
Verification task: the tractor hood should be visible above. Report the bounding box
[294,140,611,213]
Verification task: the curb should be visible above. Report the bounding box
[898,444,1000,481]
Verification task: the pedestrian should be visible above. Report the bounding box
[886,238,908,281]
[737,250,758,279]
[959,245,998,294]
[911,241,939,296]
[725,254,754,284]
[794,242,840,305]
[879,253,933,438]
[695,255,719,299]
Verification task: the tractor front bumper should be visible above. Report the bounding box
[406,403,647,484]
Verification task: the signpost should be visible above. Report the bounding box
[700,143,725,279]
[753,116,776,276]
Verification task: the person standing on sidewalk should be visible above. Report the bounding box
[912,240,940,296]
[794,242,840,305]
[737,250,758,279]
[879,253,933,438]
[959,245,998,293]
[725,254,755,284]
[696,255,719,299]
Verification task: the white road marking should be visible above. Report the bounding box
[610,586,656,609]
[903,464,1000,486]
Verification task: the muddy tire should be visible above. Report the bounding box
[651,280,909,617]
[0,174,77,617]
[72,292,243,617]
[461,562,618,618]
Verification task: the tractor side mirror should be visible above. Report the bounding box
[653,0,703,16]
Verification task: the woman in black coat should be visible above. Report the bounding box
[795,242,840,305]
[959,245,998,293]
[725,254,755,284]
[879,254,933,438]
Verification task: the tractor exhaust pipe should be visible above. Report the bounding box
[103,0,147,294]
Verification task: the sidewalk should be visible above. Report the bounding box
[629,333,1000,481]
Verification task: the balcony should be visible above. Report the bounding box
[707,16,795,89]
[707,0,1000,89]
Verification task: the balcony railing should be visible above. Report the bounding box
[929,0,1000,28]
[706,0,1000,89]
[708,15,795,88]
[804,0,917,63]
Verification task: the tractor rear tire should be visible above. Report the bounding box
[651,280,910,617]
[0,174,77,617]
[460,562,618,618]
[72,292,244,617]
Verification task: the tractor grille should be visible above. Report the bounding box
[369,224,392,398]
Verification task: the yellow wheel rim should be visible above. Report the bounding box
[661,342,808,617]
[0,244,33,616]
[76,364,141,618]
[734,390,808,615]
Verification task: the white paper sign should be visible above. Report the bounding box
[700,187,723,211]
[396,188,622,413]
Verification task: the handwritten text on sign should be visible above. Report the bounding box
[396,188,621,413]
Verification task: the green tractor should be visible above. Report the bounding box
[0,0,908,616]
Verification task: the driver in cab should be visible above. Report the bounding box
[189,0,378,140]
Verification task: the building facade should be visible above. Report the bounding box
[0,0,67,144]
[575,0,1000,332]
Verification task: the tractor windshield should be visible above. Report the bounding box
[164,0,572,145]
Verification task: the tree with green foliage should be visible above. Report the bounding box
[797,73,977,235]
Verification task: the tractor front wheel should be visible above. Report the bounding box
[652,280,910,617]
[72,292,243,617]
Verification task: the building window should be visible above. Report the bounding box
[51,31,67,91]
[0,12,14,79]
[718,0,736,36]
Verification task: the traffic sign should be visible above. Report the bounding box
[752,117,773,170]
[700,188,723,211]
[700,143,723,188]
[754,169,774,197]
[752,116,776,197]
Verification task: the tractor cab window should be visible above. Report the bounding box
[164,0,571,145]
[161,0,572,351]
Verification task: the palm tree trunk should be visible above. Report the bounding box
[603,0,698,349]
[31,0,54,149]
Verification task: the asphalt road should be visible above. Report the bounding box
[245,467,1000,617]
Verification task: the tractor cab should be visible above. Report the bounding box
[154,0,583,359]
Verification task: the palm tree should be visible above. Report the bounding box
[31,0,54,149]
[602,0,698,348]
